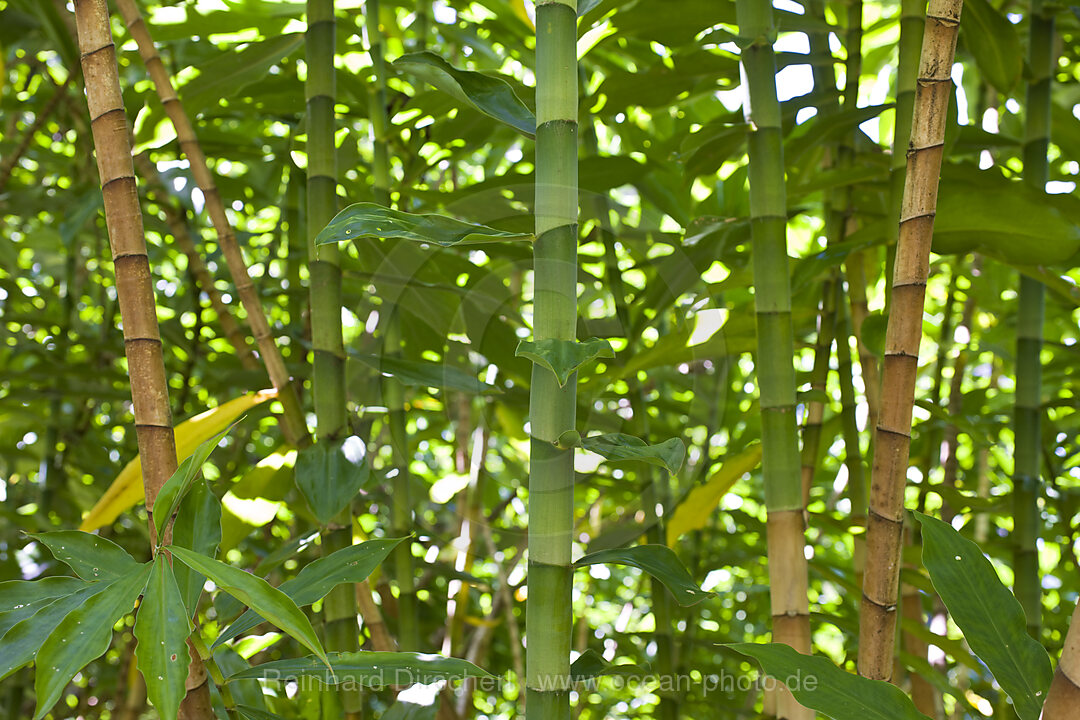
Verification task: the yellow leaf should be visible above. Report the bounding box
[79,389,278,532]
[513,0,534,30]
[666,443,763,546]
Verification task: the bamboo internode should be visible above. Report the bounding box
[858,0,963,683]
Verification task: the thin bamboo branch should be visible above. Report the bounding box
[70,2,213,717]
[134,152,258,371]
[857,0,963,683]
[112,0,309,448]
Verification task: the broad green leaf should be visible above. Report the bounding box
[579,433,686,475]
[394,51,535,136]
[934,166,1080,265]
[225,651,492,686]
[381,701,437,720]
[181,34,304,112]
[214,538,406,647]
[153,421,238,539]
[134,556,192,720]
[574,545,710,606]
[295,439,371,526]
[0,577,85,636]
[32,530,140,582]
[960,0,1022,93]
[33,563,152,720]
[515,337,615,387]
[0,581,105,681]
[168,546,329,670]
[350,353,501,395]
[80,390,275,532]
[171,478,222,616]
[914,512,1052,720]
[570,649,649,680]
[666,443,763,545]
[727,643,930,720]
[316,203,531,247]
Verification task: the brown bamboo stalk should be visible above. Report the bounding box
[857,0,963,682]
[113,0,309,447]
[133,152,258,371]
[1043,601,1080,718]
[71,2,214,717]
[356,579,397,653]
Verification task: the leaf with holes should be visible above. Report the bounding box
[134,555,192,720]
[914,512,1052,720]
[33,563,152,720]
[574,545,709,606]
[32,530,140,582]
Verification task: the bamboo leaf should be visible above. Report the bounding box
[394,51,535,137]
[181,34,305,112]
[350,353,501,395]
[0,582,104,681]
[574,545,710,606]
[171,478,222,616]
[134,556,192,720]
[294,439,372,526]
[666,443,763,545]
[726,642,931,720]
[316,203,531,247]
[960,0,1022,93]
[167,546,330,670]
[31,530,140,582]
[570,649,649,680]
[0,577,85,637]
[80,390,276,532]
[153,421,238,539]
[224,651,492,686]
[381,701,437,720]
[913,512,1052,720]
[515,337,615,387]
[214,538,406,647]
[33,563,152,720]
[579,433,686,475]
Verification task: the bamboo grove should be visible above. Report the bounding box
[5,0,1080,719]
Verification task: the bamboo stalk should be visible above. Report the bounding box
[736,3,811,717]
[527,2,578,718]
[1014,0,1054,640]
[1043,601,1080,718]
[70,2,213,717]
[134,152,259,371]
[112,0,309,448]
[857,0,963,682]
[305,1,363,717]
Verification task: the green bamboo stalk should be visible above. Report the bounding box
[364,0,419,652]
[737,3,811,717]
[306,2,363,718]
[1014,0,1054,640]
[527,2,578,718]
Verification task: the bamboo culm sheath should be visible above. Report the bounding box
[527,2,577,719]
[858,0,963,682]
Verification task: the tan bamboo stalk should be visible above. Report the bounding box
[71,2,214,717]
[356,579,396,652]
[113,0,309,447]
[1043,601,1080,718]
[133,152,258,371]
[857,0,963,682]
